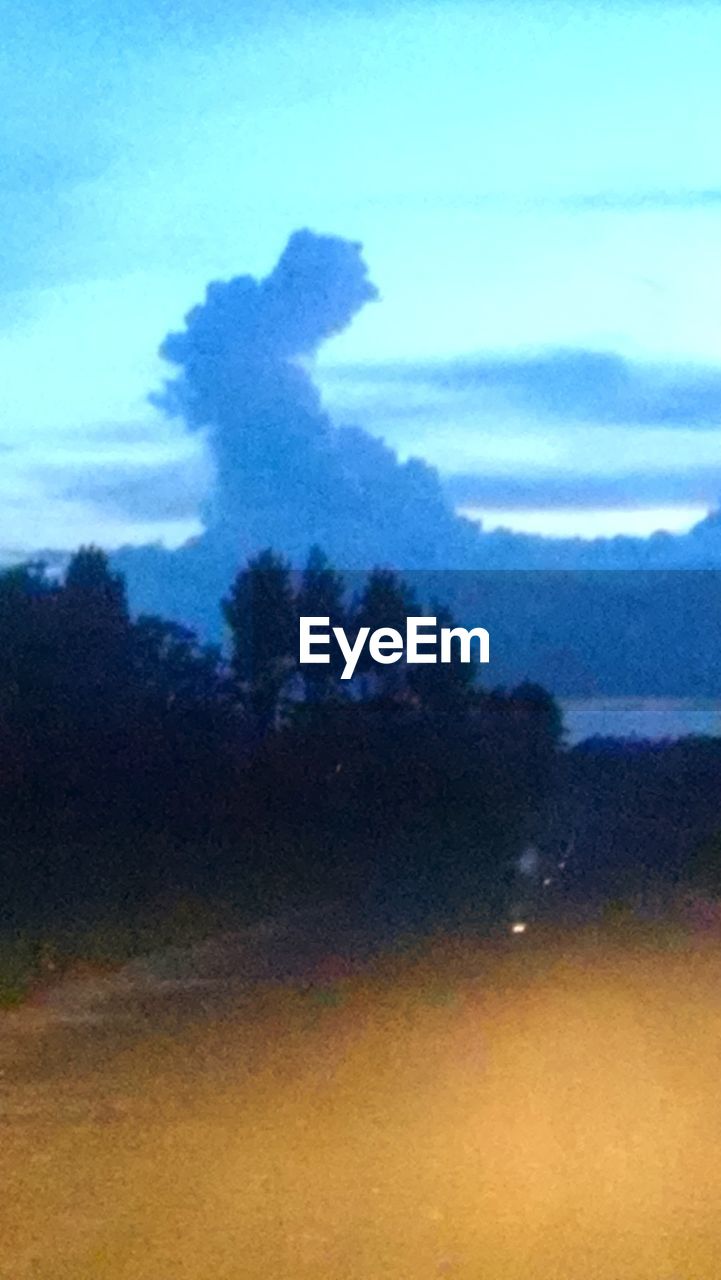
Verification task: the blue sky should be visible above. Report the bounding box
[2,0,721,553]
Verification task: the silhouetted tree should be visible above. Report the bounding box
[0,562,59,807]
[126,614,241,855]
[0,542,580,936]
[48,548,133,805]
[223,549,296,733]
[407,600,478,721]
[64,544,127,610]
[352,567,418,697]
[296,545,347,701]
[510,681,564,754]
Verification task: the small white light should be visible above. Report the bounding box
[543,877,552,887]
[511,922,527,934]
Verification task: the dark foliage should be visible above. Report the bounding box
[0,544,565,932]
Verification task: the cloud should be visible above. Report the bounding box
[326,349,721,430]
[110,229,483,631]
[154,227,380,425]
[103,229,721,637]
[44,455,212,522]
[147,227,474,565]
[560,188,721,212]
[443,468,721,512]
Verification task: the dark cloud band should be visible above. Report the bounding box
[444,468,721,512]
[326,349,721,430]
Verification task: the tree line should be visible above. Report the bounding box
[0,544,562,929]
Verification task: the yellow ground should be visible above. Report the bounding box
[2,921,721,1278]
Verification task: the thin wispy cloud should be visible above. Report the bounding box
[354,188,721,216]
[326,349,721,431]
[444,467,721,513]
[42,456,212,522]
[561,188,721,212]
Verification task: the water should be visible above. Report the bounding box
[561,697,721,745]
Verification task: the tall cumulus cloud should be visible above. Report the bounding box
[115,230,478,632]
[113,229,721,636]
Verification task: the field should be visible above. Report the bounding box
[2,918,721,1279]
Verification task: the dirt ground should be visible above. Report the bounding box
[2,919,721,1279]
